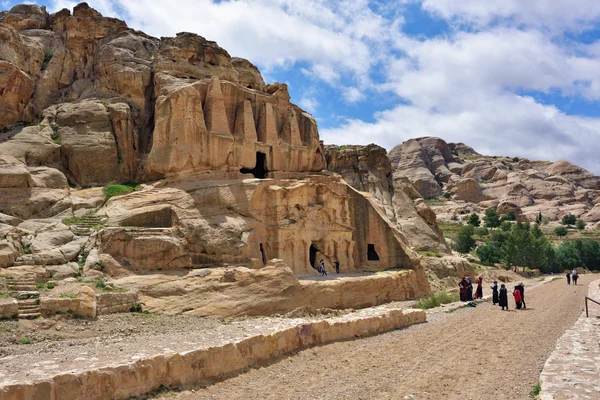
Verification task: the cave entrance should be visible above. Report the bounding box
[367,244,380,261]
[240,152,268,179]
[260,243,267,265]
[309,244,319,271]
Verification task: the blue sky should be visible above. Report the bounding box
[4,0,600,173]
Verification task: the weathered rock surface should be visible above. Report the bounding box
[390,137,600,224]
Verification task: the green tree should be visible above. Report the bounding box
[503,222,531,270]
[476,242,504,266]
[502,210,516,221]
[536,211,543,224]
[561,214,577,226]
[576,219,586,230]
[500,221,513,232]
[475,227,489,237]
[555,241,581,270]
[554,226,568,237]
[579,240,600,271]
[453,225,476,254]
[483,208,501,228]
[468,213,481,227]
[490,230,509,244]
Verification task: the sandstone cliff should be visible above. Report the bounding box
[0,3,431,315]
[390,137,600,225]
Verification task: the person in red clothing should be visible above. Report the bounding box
[475,277,483,299]
[513,286,522,310]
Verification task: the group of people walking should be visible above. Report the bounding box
[566,269,579,285]
[491,281,526,310]
[460,277,526,311]
[458,276,483,301]
[318,259,340,276]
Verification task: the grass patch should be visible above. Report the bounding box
[104,183,140,202]
[0,290,11,298]
[0,274,14,280]
[20,336,35,345]
[529,383,541,398]
[50,124,60,144]
[0,321,18,333]
[416,291,460,310]
[416,248,443,258]
[59,293,77,299]
[41,48,54,71]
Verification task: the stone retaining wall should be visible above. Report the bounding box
[0,299,17,319]
[0,308,425,400]
[96,292,138,315]
[40,298,81,316]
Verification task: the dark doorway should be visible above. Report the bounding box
[367,244,380,261]
[241,152,268,179]
[260,243,267,265]
[309,244,318,270]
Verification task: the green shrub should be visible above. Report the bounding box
[561,214,577,226]
[46,283,55,289]
[530,383,541,398]
[501,210,516,221]
[59,293,77,299]
[95,281,106,289]
[467,213,481,227]
[104,183,140,202]
[554,226,568,237]
[41,48,54,71]
[576,219,586,230]
[453,225,476,254]
[483,208,501,228]
[20,336,34,345]
[416,291,459,309]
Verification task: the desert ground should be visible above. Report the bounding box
[159,275,596,400]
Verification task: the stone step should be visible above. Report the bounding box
[19,304,40,311]
[9,279,35,283]
[15,291,39,300]
[8,285,36,291]
[12,261,29,266]
[18,299,38,306]
[18,312,41,319]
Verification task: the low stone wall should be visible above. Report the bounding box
[539,278,600,399]
[40,298,81,316]
[0,299,17,319]
[96,292,138,315]
[0,308,425,400]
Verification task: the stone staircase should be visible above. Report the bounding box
[6,276,41,319]
[12,254,34,267]
[70,214,105,236]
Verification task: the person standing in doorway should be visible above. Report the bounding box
[335,261,340,274]
[320,259,327,276]
[566,271,571,285]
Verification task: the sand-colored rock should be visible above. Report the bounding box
[77,285,96,318]
[1,4,48,30]
[0,298,18,319]
[390,137,600,224]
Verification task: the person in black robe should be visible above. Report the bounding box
[459,277,467,302]
[566,272,571,285]
[335,261,340,274]
[515,283,526,310]
[499,283,509,310]
[491,281,499,305]
[465,277,473,301]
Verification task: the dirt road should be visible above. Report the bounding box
[164,275,595,400]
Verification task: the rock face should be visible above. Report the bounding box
[325,144,449,253]
[391,137,600,224]
[0,3,431,317]
[0,3,324,187]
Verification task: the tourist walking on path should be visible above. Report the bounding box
[572,269,578,285]
[513,286,523,310]
[320,259,327,276]
[515,283,526,310]
[475,277,483,299]
[491,281,499,305]
[566,272,571,285]
[459,277,467,302]
[499,284,509,310]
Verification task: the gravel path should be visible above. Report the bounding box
[165,275,597,400]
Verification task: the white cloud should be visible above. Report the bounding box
[299,96,320,114]
[421,0,600,32]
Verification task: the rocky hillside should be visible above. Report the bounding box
[0,3,444,317]
[389,137,600,227]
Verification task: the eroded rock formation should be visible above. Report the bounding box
[0,3,431,316]
[391,137,600,225]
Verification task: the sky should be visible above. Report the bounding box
[3,0,600,174]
